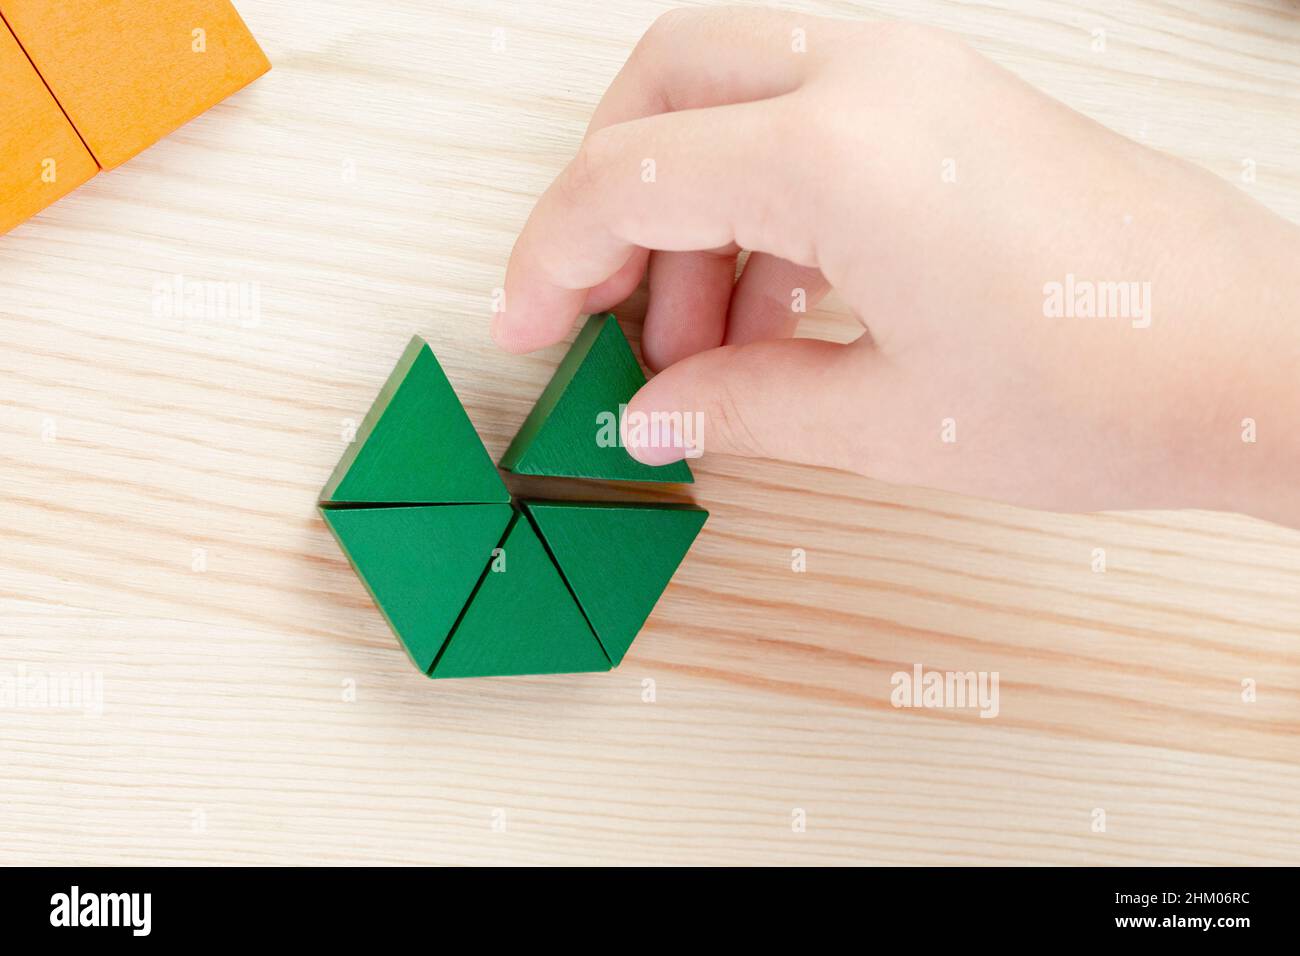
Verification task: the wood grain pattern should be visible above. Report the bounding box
[1,0,1298,865]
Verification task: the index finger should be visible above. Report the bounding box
[494,7,832,352]
[492,97,820,354]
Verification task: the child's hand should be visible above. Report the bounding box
[492,7,1300,524]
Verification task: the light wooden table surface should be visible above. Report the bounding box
[2,0,1298,866]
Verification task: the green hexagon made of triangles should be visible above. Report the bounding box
[319,313,707,679]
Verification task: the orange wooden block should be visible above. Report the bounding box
[0,0,270,170]
[0,18,98,234]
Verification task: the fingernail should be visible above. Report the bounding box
[628,440,687,467]
[623,411,688,466]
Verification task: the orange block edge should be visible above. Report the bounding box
[0,16,98,234]
[2,0,270,175]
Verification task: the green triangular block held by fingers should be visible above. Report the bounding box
[525,501,707,665]
[321,335,510,504]
[432,513,612,678]
[499,314,694,483]
[322,504,513,671]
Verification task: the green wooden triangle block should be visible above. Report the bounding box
[525,501,707,665]
[321,335,510,504]
[431,513,612,678]
[499,314,693,483]
[321,504,513,671]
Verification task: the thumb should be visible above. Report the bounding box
[625,337,872,471]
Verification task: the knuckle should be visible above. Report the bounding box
[643,7,697,46]
[863,20,941,46]
[860,20,965,61]
[631,8,699,106]
[557,132,610,209]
